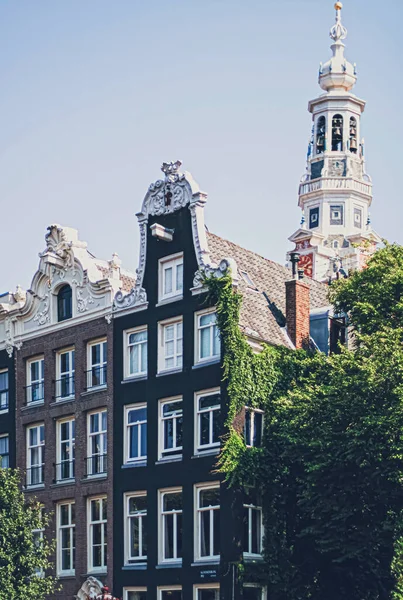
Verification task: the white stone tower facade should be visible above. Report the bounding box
[288,2,381,281]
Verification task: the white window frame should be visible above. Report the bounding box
[57,501,75,576]
[26,357,45,405]
[124,404,147,464]
[56,347,75,400]
[87,338,107,390]
[193,584,220,600]
[243,498,263,557]
[158,317,183,374]
[123,589,147,600]
[87,496,107,573]
[124,326,148,379]
[158,587,182,600]
[26,423,45,487]
[243,585,267,600]
[0,368,9,412]
[244,407,264,448]
[87,410,107,477]
[194,308,221,365]
[124,492,147,565]
[194,482,220,562]
[0,434,9,468]
[158,252,184,303]
[158,396,183,460]
[195,389,221,454]
[159,487,183,564]
[56,418,75,482]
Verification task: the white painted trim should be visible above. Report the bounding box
[194,482,220,563]
[158,252,184,303]
[124,403,147,465]
[124,326,148,380]
[158,487,183,565]
[124,491,147,565]
[87,495,107,574]
[194,308,221,366]
[157,316,183,374]
[56,500,75,576]
[194,389,221,455]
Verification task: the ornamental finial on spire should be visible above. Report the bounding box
[330,1,347,43]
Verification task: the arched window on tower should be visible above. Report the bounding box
[331,114,343,151]
[349,117,358,154]
[57,285,72,322]
[316,116,326,154]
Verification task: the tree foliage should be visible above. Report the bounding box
[0,468,57,599]
[211,243,403,600]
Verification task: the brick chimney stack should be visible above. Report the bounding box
[286,253,311,349]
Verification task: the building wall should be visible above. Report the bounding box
[0,348,16,468]
[113,206,245,598]
[15,316,114,599]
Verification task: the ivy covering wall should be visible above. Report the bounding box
[207,244,403,600]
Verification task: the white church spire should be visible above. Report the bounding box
[288,2,381,281]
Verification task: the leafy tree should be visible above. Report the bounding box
[213,243,403,600]
[0,468,58,599]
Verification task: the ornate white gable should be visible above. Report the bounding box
[113,161,238,312]
[0,224,135,353]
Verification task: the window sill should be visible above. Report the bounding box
[0,408,9,415]
[51,479,75,488]
[243,554,264,562]
[25,483,45,491]
[122,563,147,570]
[22,401,45,411]
[82,474,107,482]
[87,569,107,576]
[156,456,182,465]
[156,295,183,307]
[50,397,75,407]
[156,562,182,569]
[122,461,147,469]
[121,374,148,384]
[192,448,220,458]
[81,386,107,397]
[57,573,76,579]
[191,560,220,567]
[192,359,220,370]
[156,368,182,378]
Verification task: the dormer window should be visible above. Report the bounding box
[57,285,72,322]
[331,114,343,151]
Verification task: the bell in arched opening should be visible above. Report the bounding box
[349,116,358,153]
[331,114,343,151]
[316,116,326,154]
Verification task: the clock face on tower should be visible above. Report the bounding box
[299,253,313,278]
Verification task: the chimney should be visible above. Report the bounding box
[286,253,311,349]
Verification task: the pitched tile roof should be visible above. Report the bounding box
[206,231,329,347]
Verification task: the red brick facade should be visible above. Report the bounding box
[15,316,114,599]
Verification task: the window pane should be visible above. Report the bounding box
[176,263,183,291]
[129,426,139,459]
[128,408,147,423]
[200,328,211,359]
[198,590,219,600]
[91,344,101,365]
[243,588,263,600]
[161,592,182,600]
[164,267,173,295]
[199,394,220,410]
[164,419,174,450]
[0,371,8,392]
[200,488,220,508]
[141,342,147,373]
[213,509,220,556]
[254,413,263,447]
[245,410,251,445]
[140,423,147,457]
[129,496,147,513]
[200,511,210,557]
[200,313,216,326]
[163,492,182,511]
[200,412,210,446]
[164,514,174,558]
[127,593,147,600]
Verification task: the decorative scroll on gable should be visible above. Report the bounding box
[113,161,238,313]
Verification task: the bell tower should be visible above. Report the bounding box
[288,2,381,281]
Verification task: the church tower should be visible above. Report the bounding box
[288,2,381,281]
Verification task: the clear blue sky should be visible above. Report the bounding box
[0,0,401,292]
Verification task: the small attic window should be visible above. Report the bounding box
[57,285,72,322]
[240,271,257,289]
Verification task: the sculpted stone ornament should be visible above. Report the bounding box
[193,258,238,288]
[41,225,75,269]
[75,576,103,599]
[33,295,50,327]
